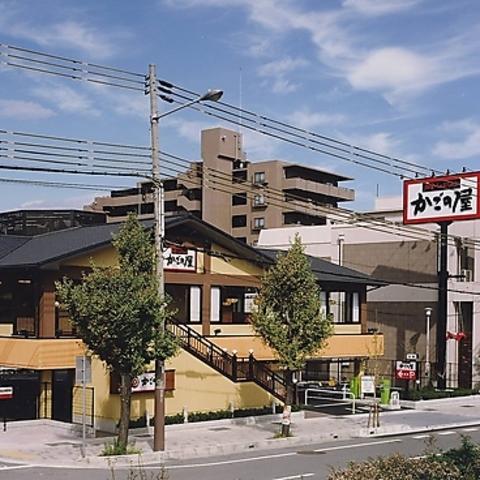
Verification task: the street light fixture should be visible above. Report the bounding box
[147,64,223,452]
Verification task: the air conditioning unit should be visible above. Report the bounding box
[461,269,473,282]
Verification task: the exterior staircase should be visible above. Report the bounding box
[167,319,287,401]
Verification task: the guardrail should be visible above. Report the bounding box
[304,387,356,414]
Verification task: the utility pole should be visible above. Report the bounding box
[148,64,166,452]
[424,307,432,384]
[436,221,450,390]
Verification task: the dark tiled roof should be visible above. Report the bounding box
[256,248,381,285]
[0,236,30,260]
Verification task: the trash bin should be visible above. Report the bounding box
[380,378,391,405]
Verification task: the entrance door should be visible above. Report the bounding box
[52,370,74,422]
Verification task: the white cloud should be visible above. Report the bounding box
[347,48,433,92]
[0,2,121,60]
[164,0,480,104]
[31,84,101,116]
[347,132,401,156]
[342,0,421,16]
[0,99,55,119]
[258,56,308,94]
[433,120,480,160]
[20,199,46,208]
[289,109,346,130]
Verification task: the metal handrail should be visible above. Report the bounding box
[304,387,356,414]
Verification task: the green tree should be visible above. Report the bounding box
[251,235,333,436]
[56,214,177,451]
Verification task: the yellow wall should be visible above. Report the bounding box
[210,245,263,277]
[39,371,52,418]
[0,324,13,336]
[63,246,119,268]
[90,349,273,429]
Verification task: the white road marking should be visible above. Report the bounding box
[0,465,34,471]
[314,439,402,452]
[167,451,297,469]
[438,431,456,436]
[463,427,478,432]
[412,434,431,439]
[273,473,314,480]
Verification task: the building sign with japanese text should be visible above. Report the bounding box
[395,361,417,380]
[163,246,196,272]
[403,172,480,224]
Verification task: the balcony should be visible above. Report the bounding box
[210,333,384,360]
[283,177,355,202]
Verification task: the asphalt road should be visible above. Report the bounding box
[2,426,480,480]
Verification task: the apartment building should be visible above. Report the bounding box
[258,196,480,390]
[86,127,354,244]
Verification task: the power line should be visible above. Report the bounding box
[2,129,479,251]
[2,42,471,180]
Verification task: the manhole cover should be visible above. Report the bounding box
[134,433,152,438]
[209,427,231,431]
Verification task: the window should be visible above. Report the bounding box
[165,284,201,323]
[212,286,258,324]
[235,237,247,243]
[253,217,265,230]
[253,194,266,207]
[322,291,360,324]
[232,192,247,206]
[232,215,247,228]
[254,171,266,184]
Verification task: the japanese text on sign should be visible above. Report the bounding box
[403,173,480,224]
[163,247,196,271]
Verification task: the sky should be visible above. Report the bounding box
[0,0,479,212]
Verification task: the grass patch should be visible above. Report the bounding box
[101,439,142,456]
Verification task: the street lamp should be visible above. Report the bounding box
[147,64,223,452]
[424,307,432,384]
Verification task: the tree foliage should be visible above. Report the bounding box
[252,234,333,371]
[56,214,177,449]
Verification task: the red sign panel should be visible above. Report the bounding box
[0,387,13,400]
[395,361,416,380]
[403,172,480,225]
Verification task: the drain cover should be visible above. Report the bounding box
[209,427,231,431]
[297,450,326,455]
[46,442,80,447]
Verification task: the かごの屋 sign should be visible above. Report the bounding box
[403,172,480,225]
[163,246,196,272]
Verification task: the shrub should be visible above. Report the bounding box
[401,387,478,401]
[328,437,480,480]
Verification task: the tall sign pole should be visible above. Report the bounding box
[148,64,166,452]
[436,221,450,389]
[403,171,480,390]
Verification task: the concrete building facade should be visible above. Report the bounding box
[86,127,354,244]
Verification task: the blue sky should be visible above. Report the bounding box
[0,0,479,211]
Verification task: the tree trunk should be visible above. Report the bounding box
[281,369,294,437]
[118,372,132,451]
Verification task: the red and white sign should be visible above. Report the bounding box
[131,372,155,393]
[163,247,196,272]
[395,361,417,380]
[0,387,13,400]
[403,172,480,225]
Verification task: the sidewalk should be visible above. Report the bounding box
[1,395,479,468]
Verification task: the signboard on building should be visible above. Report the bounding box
[75,356,92,385]
[395,360,417,380]
[403,172,480,225]
[244,292,258,313]
[163,246,196,272]
[0,387,13,400]
[406,353,419,361]
[361,375,375,395]
[131,372,155,393]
